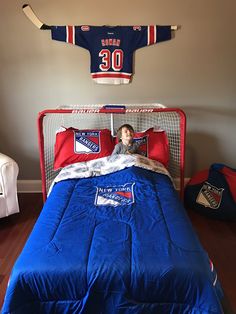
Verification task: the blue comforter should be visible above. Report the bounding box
[2,162,223,313]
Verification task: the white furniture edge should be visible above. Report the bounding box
[0,153,20,218]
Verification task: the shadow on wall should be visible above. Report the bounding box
[0,132,11,154]
[184,106,236,120]
[185,131,225,176]
[0,105,40,179]
[183,105,236,177]
[17,155,41,180]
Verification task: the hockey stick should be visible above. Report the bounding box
[22,4,178,31]
[22,4,51,29]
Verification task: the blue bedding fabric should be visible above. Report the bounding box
[2,166,224,313]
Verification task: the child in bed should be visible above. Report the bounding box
[112,124,141,155]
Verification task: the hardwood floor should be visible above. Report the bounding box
[188,209,236,313]
[0,193,235,313]
[0,193,43,309]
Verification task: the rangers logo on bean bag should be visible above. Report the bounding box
[184,163,236,220]
[196,182,224,210]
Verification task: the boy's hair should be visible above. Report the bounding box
[117,124,134,141]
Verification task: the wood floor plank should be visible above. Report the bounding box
[188,209,236,313]
[0,193,42,308]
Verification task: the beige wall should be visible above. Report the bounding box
[0,0,235,179]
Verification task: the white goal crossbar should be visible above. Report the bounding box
[37,104,186,201]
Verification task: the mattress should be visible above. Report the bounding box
[2,155,224,314]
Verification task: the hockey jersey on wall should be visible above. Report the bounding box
[51,25,172,84]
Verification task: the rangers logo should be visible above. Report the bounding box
[196,182,224,209]
[81,25,90,31]
[134,135,148,157]
[95,183,135,206]
[74,131,100,154]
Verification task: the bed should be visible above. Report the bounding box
[2,104,224,314]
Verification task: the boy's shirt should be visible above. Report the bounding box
[112,141,140,155]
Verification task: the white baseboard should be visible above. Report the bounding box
[17,178,190,193]
[17,180,42,193]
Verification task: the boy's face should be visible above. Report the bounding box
[121,127,134,142]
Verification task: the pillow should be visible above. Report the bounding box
[115,127,169,167]
[54,127,114,169]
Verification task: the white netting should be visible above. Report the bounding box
[39,104,185,197]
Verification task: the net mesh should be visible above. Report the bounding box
[39,104,185,196]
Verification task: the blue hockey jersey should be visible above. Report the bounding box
[51,25,172,84]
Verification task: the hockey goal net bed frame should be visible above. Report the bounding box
[38,104,186,200]
[2,104,224,314]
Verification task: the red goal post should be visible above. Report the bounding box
[38,104,186,201]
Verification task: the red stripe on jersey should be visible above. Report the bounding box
[148,25,155,45]
[67,26,74,44]
[92,73,131,79]
[148,25,157,45]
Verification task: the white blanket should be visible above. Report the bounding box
[48,154,173,195]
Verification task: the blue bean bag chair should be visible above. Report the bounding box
[184,163,236,220]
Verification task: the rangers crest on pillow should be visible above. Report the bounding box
[95,183,135,206]
[75,131,101,154]
[133,135,148,157]
[54,127,114,169]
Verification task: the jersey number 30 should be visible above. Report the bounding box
[99,49,123,71]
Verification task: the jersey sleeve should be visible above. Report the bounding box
[51,26,90,50]
[131,25,172,50]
